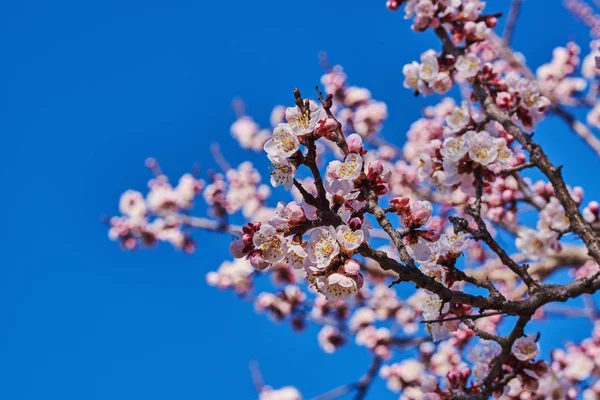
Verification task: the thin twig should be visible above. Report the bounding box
[310,384,357,400]
[551,106,600,158]
[249,361,264,394]
[210,143,232,172]
[421,311,505,324]
[497,162,535,175]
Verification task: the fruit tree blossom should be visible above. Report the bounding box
[107,1,600,398]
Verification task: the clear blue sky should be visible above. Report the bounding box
[1,1,599,399]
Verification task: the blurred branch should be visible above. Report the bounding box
[210,143,232,172]
[503,0,522,46]
[249,360,265,394]
[354,356,383,400]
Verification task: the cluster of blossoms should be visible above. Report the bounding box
[107,0,600,398]
[320,65,388,139]
[536,42,585,105]
[403,49,486,96]
[542,322,600,399]
[516,185,584,261]
[203,161,271,220]
[380,358,439,399]
[390,0,493,39]
[206,258,254,294]
[533,38,600,135]
[255,285,306,323]
[228,102,381,302]
[108,160,203,252]
[230,114,271,152]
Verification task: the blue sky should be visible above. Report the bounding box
[1,0,599,399]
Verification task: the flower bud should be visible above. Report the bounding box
[485,16,498,28]
[249,251,269,270]
[367,160,384,179]
[348,217,363,231]
[353,273,365,289]
[344,259,361,275]
[286,202,306,222]
[391,196,411,215]
[316,118,338,134]
[347,133,365,154]
[419,229,441,242]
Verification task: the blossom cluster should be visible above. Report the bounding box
[230,129,372,301]
[106,0,600,398]
[108,161,203,252]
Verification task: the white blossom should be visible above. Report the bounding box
[264,124,300,161]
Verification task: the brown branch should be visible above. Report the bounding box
[304,137,329,208]
[315,86,350,155]
[358,243,511,312]
[464,320,504,344]
[365,189,418,269]
[496,162,535,176]
[421,311,504,324]
[293,178,319,208]
[450,215,538,291]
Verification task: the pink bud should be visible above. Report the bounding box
[286,202,305,222]
[502,189,513,202]
[183,239,196,254]
[348,217,362,230]
[463,21,476,35]
[495,91,514,109]
[249,251,269,270]
[367,160,384,179]
[419,229,440,242]
[145,157,157,168]
[242,233,254,245]
[374,182,390,195]
[391,196,411,215]
[385,0,401,11]
[486,17,498,28]
[315,118,338,134]
[413,15,430,31]
[408,201,432,228]
[347,133,365,154]
[448,366,471,388]
[344,259,361,275]
[488,193,502,207]
[230,240,247,258]
[124,237,136,249]
[573,186,584,203]
[352,273,364,289]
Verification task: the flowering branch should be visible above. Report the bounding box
[107,1,600,398]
